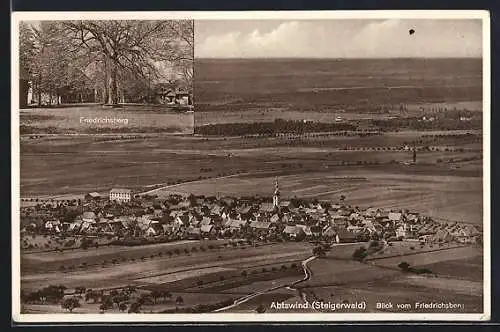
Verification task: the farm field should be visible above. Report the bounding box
[295,244,484,313]
[20,104,194,135]
[21,241,313,292]
[154,169,482,224]
[368,245,482,272]
[21,132,482,223]
[20,128,482,199]
[195,58,481,111]
[21,241,315,313]
[196,100,482,126]
[302,279,482,313]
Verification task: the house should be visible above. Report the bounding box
[201,224,215,235]
[322,226,336,239]
[45,220,61,233]
[309,225,322,237]
[110,188,132,203]
[175,215,189,226]
[201,217,213,226]
[347,224,363,233]
[335,230,359,243]
[211,205,222,216]
[85,192,102,201]
[364,208,378,217]
[162,224,173,235]
[433,229,454,243]
[145,222,164,237]
[187,227,201,239]
[270,213,280,223]
[249,221,272,230]
[395,223,412,239]
[453,226,480,243]
[259,203,275,213]
[295,224,313,237]
[153,209,163,218]
[236,206,252,215]
[283,225,305,240]
[349,212,361,221]
[388,212,403,223]
[82,212,97,223]
[229,219,247,230]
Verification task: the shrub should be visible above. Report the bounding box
[398,261,411,272]
[256,304,266,313]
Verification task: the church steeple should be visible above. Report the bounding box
[273,177,280,209]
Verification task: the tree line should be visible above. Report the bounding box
[195,119,357,136]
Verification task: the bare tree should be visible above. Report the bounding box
[60,20,193,105]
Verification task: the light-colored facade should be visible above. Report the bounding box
[109,188,132,203]
[273,177,280,209]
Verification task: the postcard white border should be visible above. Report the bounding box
[11,10,491,323]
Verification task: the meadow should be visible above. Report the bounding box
[195,58,482,128]
[297,244,484,313]
[21,131,483,225]
[21,240,313,313]
[20,104,194,135]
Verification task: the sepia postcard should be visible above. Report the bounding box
[12,10,490,323]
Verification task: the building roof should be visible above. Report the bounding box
[188,227,201,235]
[229,219,246,228]
[388,212,402,221]
[259,203,275,213]
[250,221,272,229]
[201,224,214,233]
[110,188,132,194]
[283,225,305,235]
[82,211,96,220]
[87,192,101,198]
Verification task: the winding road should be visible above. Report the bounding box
[213,255,317,313]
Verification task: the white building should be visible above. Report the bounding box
[109,188,132,203]
[273,177,280,209]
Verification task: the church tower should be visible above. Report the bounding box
[273,177,280,209]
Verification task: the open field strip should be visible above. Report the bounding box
[136,267,236,284]
[368,245,481,269]
[21,243,313,290]
[390,276,482,296]
[22,240,198,263]
[151,169,481,224]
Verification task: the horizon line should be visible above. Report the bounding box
[195,56,482,60]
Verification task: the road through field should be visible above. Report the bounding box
[213,255,317,312]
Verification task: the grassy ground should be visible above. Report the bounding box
[20,105,194,135]
[154,168,482,224]
[21,241,313,292]
[368,245,482,273]
[296,244,484,313]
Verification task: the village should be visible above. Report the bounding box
[20,179,482,252]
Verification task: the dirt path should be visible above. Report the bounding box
[213,255,317,312]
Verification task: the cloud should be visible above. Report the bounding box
[195,19,482,58]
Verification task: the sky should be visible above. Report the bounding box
[195,19,483,59]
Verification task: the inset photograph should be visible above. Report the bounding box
[18,20,194,135]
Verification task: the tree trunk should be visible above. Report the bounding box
[103,58,109,104]
[107,59,119,105]
[37,78,42,106]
